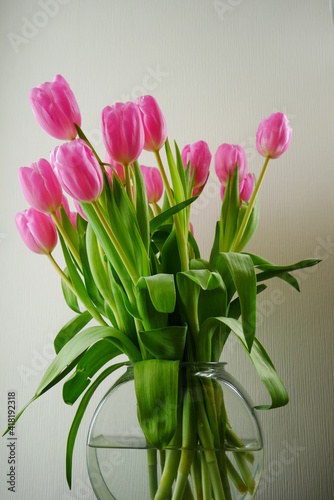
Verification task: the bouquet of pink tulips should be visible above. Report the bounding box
[6,74,319,499]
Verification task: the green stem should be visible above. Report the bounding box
[154,150,189,271]
[232,155,270,251]
[225,456,248,494]
[92,201,139,284]
[147,449,158,500]
[200,452,211,500]
[190,452,203,500]
[47,253,107,326]
[51,213,82,271]
[152,201,162,216]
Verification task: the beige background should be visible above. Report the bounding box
[1,0,333,498]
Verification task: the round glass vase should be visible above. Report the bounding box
[87,362,263,499]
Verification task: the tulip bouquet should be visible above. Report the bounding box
[6,74,319,499]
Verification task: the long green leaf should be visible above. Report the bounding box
[61,267,81,313]
[133,160,150,253]
[66,362,125,488]
[233,194,259,252]
[134,360,180,448]
[137,274,176,313]
[220,167,240,252]
[36,325,140,396]
[221,253,257,351]
[165,138,184,206]
[150,197,198,235]
[54,311,92,353]
[139,325,187,360]
[200,317,289,409]
[63,339,121,404]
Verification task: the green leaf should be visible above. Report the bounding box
[36,325,140,397]
[233,194,259,252]
[77,216,104,311]
[209,221,220,264]
[137,274,176,313]
[134,360,180,448]
[200,317,289,409]
[139,325,187,360]
[62,339,121,404]
[165,138,184,206]
[59,206,79,258]
[221,253,257,351]
[188,230,201,259]
[161,229,182,275]
[66,362,125,488]
[81,202,134,298]
[61,268,81,313]
[59,233,100,317]
[54,311,92,354]
[220,167,240,252]
[133,160,150,253]
[150,197,198,235]
[246,254,321,292]
[174,141,188,199]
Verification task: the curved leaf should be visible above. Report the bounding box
[54,311,92,354]
[66,362,125,488]
[63,339,121,404]
[134,360,180,448]
[139,325,187,360]
[137,274,176,313]
[200,317,289,409]
[150,197,198,235]
[220,253,257,351]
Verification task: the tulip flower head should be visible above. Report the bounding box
[215,144,247,186]
[256,112,292,159]
[29,75,81,140]
[51,139,103,203]
[140,165,164,204]
[15,208,57,254]
[19,158,63,214]
[181,141,212,189]
[101,102,145,165]
[136,95,167,152]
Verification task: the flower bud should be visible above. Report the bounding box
[181,141,212,189]
[140,165,163,203]
[256,112,292,159]
[29,75,81,140]
[19,158,63,213]
[15,208,57,254]
[136,95,167,152]
[101,102,144,165]
[51,139,103,203]
[215,144,247,185]
[105,151,125,184]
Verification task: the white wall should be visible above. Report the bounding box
[1,0,333,498]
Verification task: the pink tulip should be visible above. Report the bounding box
[136,95,167,152]
[140,165,163,203]
[29,75,81,140]
[256,112,292,159]
[51,139,104,203]
[18,158,63,213]
[73,199,88,221]
[181,141,212,189]
[215,144,247,185]
[15,208,57,254]
[105,151,125,184]
[101,102,144,165]
[239,173,254,202]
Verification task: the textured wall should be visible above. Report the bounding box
[0,0,333,498]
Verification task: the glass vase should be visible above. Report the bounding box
[86,362,263,499]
